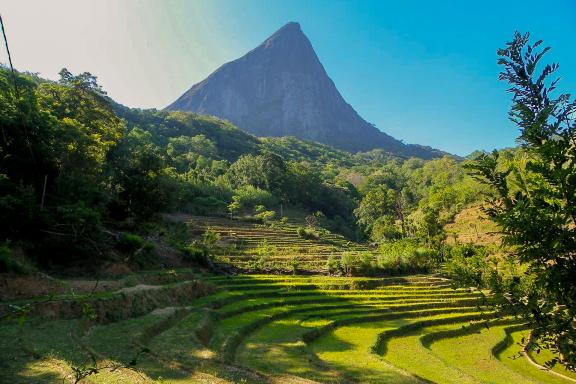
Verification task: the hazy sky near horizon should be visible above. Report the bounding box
[2,0,575,156]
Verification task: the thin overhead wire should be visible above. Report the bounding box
[0,13,19,97]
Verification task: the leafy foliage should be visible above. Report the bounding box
[376,239,440,274]
[0,65,488,273]
[467,32,576,370]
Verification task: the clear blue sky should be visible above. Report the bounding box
[2,0,575,156]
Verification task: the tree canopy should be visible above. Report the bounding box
[468,32,576,369]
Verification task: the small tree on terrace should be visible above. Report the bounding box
[468,32,576,369]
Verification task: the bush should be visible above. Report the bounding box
[443,245,489,287]
[228,186,275,215]
[0,244,35,274]
[132,242,156,268]
[117,233,144,254]
[33,202,109,266]
[255,209,276,223]
[341,251,375,276]
[248,254,270,270]
[116,233,157,268]
[202,228,220,247]
[254,240,278,257]
[371,216,402,242]
[377,239,439,274]
[325,255,341,274]
[182,243,208,264]
[287,258,300,274]
[296,226,319,240]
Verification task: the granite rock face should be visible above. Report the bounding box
[167,22,444,158]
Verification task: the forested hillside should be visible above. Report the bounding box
[0,66,491,272]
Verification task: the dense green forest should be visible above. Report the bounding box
[0,65,490,270]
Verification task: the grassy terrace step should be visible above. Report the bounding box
[220,303,488,363]
[222,247,369,254]
[368,315,573,384]
[208,281,466,295]
[208,275,455,286]
[420,319,554,384]
[218,246,367,254]
[0,279,214,323]
[213,284,461,295]
[218,242,364,248]
[305,313,496,384]
[216,251,346,257]
[146,275,485,372]
[215,255,357,263]
[239,308,486,383]
[0,319,87,384]
[199,290,483,306]
[210,294,473,313]
[207,275,454,287]
[209,291,484,320]
[205,278,456,290]
[209,278,455,289]
[188,216,373,274]
[217,259,330,266]
[496,326,576,384]
[204,274,450,284]
[4,273,568,384]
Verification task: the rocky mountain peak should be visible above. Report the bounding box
[166,23,447,159]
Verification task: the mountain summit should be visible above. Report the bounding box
[167,22,444,158]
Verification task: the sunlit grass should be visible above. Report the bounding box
[427,322,540,384]
[2,272,573,384]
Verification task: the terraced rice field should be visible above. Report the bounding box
[2,272,574,383]
[189,216,371,273]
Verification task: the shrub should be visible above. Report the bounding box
[117,233,157,267]
[443,245,489,287]
[255,209,276,223]
[371,216,403,242]
[182,243,208,264]
[117,233,144,254]
[248,254,270,270]
[287,258,300,275]
[132,241,156,268]
[254,240,278,257]
[202,228,220,247]
[179,229,220,267]
[341,251,375,276]
[0,244,35,274]
[36,202,108,265]
[325,255,341,274]
[296,226,319,240]
[228,199,242,215]
[377,239,440,274]
[228,186,275,215]
[296,226,306,237]
[305,214,318,228]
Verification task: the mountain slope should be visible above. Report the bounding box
[167,22,446,159]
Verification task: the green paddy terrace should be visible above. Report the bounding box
[187,215,371,273]
[2,272,574,384]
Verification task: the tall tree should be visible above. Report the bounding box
[469,32,576,369]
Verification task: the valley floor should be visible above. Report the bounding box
[1,271,575,384]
